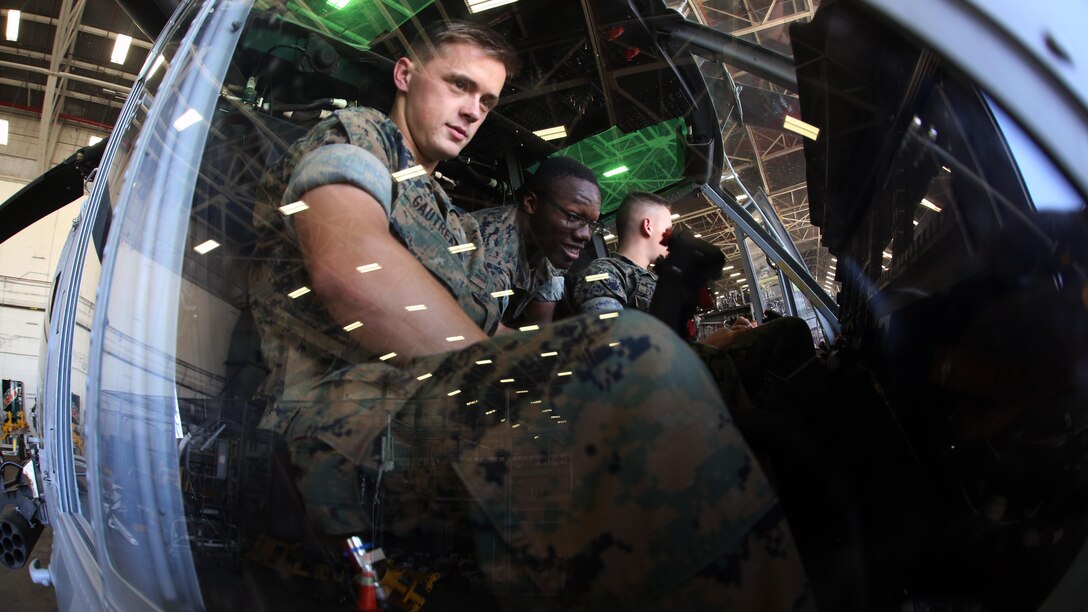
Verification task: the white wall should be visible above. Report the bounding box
[0,177,88,407]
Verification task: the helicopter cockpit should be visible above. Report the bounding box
[4,0,1086,610]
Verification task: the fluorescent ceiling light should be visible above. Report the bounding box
[193,239,219,254]
[883,250,892,259]
[0,119,9,145]
[942,166,951,173]
[446,335,465,342]
[609,341,621,347]
[88,136,103,146]
[448,243,476,254]
[783,115,819,140]
[6,10,20,42]
[500,378,515,383]
[533,125,567,141]
[416,373,432,381]
[540,351,557,357]
[486,409,497,415]
[670,213,681,220]
[173,108,203,132]
[584,273,609,282]
[447,389,461,396]
[357,262,381,273]
[599,312,619,319]
[327,0,351,8]
[557,371,572,377]
[913,220,919,226]
[392,165,426,182]
[111,34,132,65]
[603,165,628,178]
[736,194,748,202]
[475,359,493,365]
[603,233,615,241]
[511,423,521,428]
[379,352,397,361]
[149,54,165,76]
[722,265,734,271]
[541,408,552,413]
[343,321,363,332]
[280,200,309,215]
[490,289,514,298]
[730,272,741,277]
[531,400,542,404]
[693,233,702,238]
[920,198,942,212]
[466,399,479,405]
[516,389,528,394]
[288,286,311,299]
[466,0,518,14]
[405,304,427,311]
[721,172,736,181]
[519,325,539,332]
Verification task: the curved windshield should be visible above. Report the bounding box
[77,0,1086,610]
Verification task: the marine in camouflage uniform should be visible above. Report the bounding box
[471,204,566,324]
[571,252,657,314]
[570,244,817,420]
[249,106,812,611]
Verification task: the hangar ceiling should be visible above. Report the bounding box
[0,0,833,300]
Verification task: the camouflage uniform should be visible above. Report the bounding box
[470,204,566,325]
[249,107,813,609]
[569,252,817,418]
[571,253,656,314]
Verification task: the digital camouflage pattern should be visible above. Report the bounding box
[471,204,566,324]
[249,107,813,609]
[571,253,657,314]
[267,310,813,610]
[249,106,500,425]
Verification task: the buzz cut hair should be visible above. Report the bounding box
[410,19,521,77]
[616,191,671,239]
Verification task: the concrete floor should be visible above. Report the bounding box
[0,526,59,611]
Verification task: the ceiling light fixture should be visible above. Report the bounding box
[280,200,309,215]
[5,10,20,42]
[379,352,397,361]
[405,304,427,312]
[288,286,311,299]
[603,165,628,178]
[921,198,943,212]
[343,321,363,332]
[173,108,203,132]
[89,136,103,146]
[111,34,132,65]
[327,0,351,8]
[357,263,381,273]
[533,125,567,141]
[446,335,465,342]
[584,273,609,282]
[448,243,476,254]
[491,289,514,298]
[149,54,165,76]
[466,0,518,13]
[193,239,219,255]
[475,359,492,365]
[599,312,619,320]
[519,325,539,332]
[392,165,426,182]
[783,114,819,140]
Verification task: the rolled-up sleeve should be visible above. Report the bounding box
[285,143,394,217]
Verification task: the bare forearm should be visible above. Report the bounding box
[296,184,488,362]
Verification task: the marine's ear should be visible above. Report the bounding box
[393,57,414,93]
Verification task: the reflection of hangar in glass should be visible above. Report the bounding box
[0,0,1085,610]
